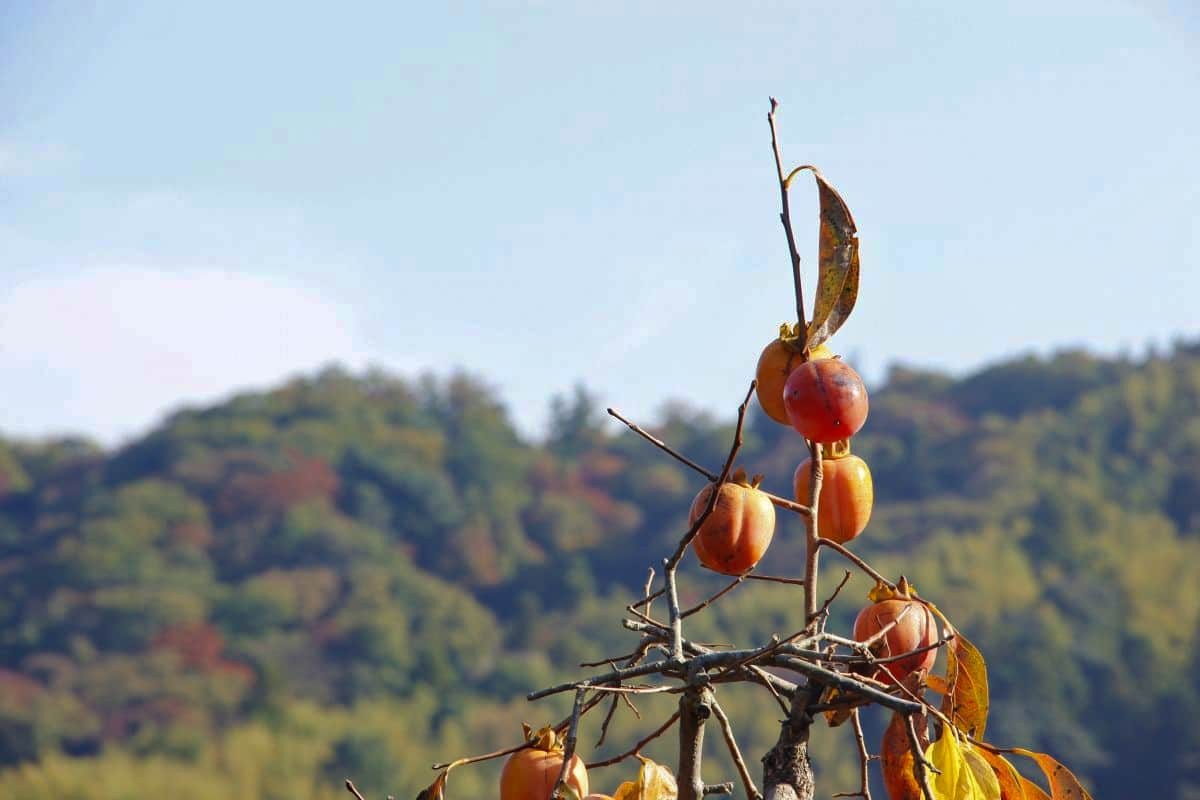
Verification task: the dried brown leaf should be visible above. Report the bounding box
[806,172,860,348]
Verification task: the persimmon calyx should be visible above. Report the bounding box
[823,438,854,459]
[521,724,562,752]
[867,575,917,603]
[727,467,764,490]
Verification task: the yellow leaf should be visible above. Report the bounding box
[924,728,1000,800]
[962,745,1001,800]
[1010,750,1093,800]
[925,726,962,799]
[612,756,678,800]
[613,780,639,800]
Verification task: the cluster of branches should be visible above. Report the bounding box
[523,382,945,800]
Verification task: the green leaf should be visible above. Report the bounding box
[806,172,860,348]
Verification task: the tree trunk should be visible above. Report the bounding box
[678,684,714,800]
[761,683,816,800]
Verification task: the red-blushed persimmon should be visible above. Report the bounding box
[754,327,834,425]
[782,359,868,443]
[852,586,938,686]
[793,440,873,544]
[689,467,775,576]
[500,726,589,800]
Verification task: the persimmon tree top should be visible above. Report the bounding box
[350,98,1093,800]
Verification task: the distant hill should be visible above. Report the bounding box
[0,345,1197,798]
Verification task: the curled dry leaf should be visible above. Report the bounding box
[806,172,860,349]
[612,756,678,800]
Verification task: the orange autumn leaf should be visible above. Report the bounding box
[880,711,923,800]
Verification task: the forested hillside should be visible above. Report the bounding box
[0,345,1197,798]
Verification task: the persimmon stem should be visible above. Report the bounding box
[768,97,808,342]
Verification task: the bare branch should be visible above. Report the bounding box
[816,538,896,590]
[802,440,823,626]
[812,570,852,630]
[587,711,682,769]
[678,684,715,800]
[831,710,873,800]
[704,784,736,796]
[905,713,937,800]
[711,698,763,800]
[551,689,588,800]
[344,779,368,800]
[432,742,530,771]
[681,575,746,618]
[767,96,808,332]
[663,382,756,660]
[607,406,812,518]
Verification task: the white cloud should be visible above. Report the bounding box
[0,268,376,445]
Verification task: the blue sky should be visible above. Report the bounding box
[2,2,1197,444]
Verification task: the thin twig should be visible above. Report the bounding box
[767,97,808,332]
[596,694,620,749]
[663,382,756,660]
[745,573,808,587]
[681,575,746,618]
[607,407,812,518]
[832,710,874,800]
[552,689,588,800]
[344,779,368,800]
[812,569,852,629]
[711,698,763,800]
[905,713,937,800]
[432,742,530,770]
[816,538,896,590]
[586,711,682,768]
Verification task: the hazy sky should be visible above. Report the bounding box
[2,2,1197,445]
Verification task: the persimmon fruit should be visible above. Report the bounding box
[782,358,868,443]
[793,442,873,544]
[852,594,938,686]
[755,332,833,425]
[689,468,775,575]
[500,727,589,800]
